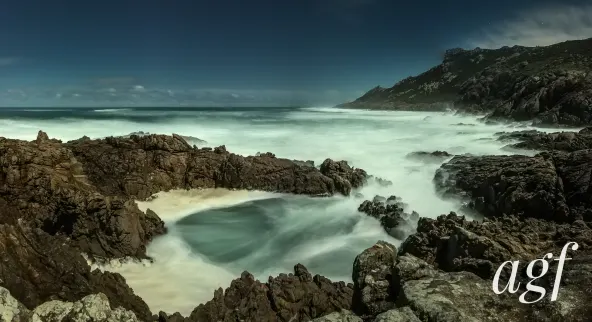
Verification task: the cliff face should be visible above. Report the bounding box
[338,38,592,126]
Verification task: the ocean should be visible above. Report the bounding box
[0,106,569,315]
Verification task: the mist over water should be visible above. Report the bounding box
[0,106,572,315]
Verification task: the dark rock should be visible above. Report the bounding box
[352,241,397,319]
[65,134,368,200]
[0,222,152,321]
[406,150,453,163]
[357,195,418,240]
[496,129,592,152]
[0,135,166,259]
[434,153,571,221]
[160,265,354,322]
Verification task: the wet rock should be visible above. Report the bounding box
[357,196,418,240]
[319,159,368,196]
[496,129,592,152]
[434,153,571,221]
[406,150,453,163]
[352,241,397,319]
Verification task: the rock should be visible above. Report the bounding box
[0,287,139,322]
[30,293,139,322]
[373,307,420,322]
[399,212,592,279]
[0,134,166,259]
[396,216,592,321]
[310,310,362,322]
[352,241,397,319]
[357,196,418,240]
[337,38,592,126]
[393,255,528,322]
[406,151,453,163]
[434,153,572,221]
[0,287,30,322]
[496,129,592,152]
[0,223,152,321]
[319,159,368,196]
[161,264,354,322]
[65,134,368,199]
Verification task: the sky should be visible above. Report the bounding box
[1,0,592,107]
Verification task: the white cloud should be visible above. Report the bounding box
[132,85,145,92]
[469,5,592,49]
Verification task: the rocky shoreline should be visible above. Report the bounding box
[1,130,592,321]
[337,38,592,127]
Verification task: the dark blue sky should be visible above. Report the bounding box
[1,0,590,107]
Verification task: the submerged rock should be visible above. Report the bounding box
[406,150,453,163]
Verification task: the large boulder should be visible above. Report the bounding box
[352,241,398,319]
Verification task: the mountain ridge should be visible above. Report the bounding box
[338,38,592,126]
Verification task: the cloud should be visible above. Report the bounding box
[469,5,592,49]
[132,85,146,92]
[0,57,20,66]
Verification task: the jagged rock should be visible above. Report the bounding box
[393,255,528,322]
[352,241,397,319]
[357,196,418,240]
[399,212,592,279]
[0,134,166,259]
[310,310,362,322]
[405,150,453,163]
[0,223,152,321]
[0,287,139,322]
[160,264,354,322]
[338,38,592,126]
[0,287,30,322]
[30,293,139,322]
[319,159,368,196]
[397,215,592,321]
[65,134,367,199]
[496,128,592,152]
[373,307,420,322]
[434,153,570,221]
